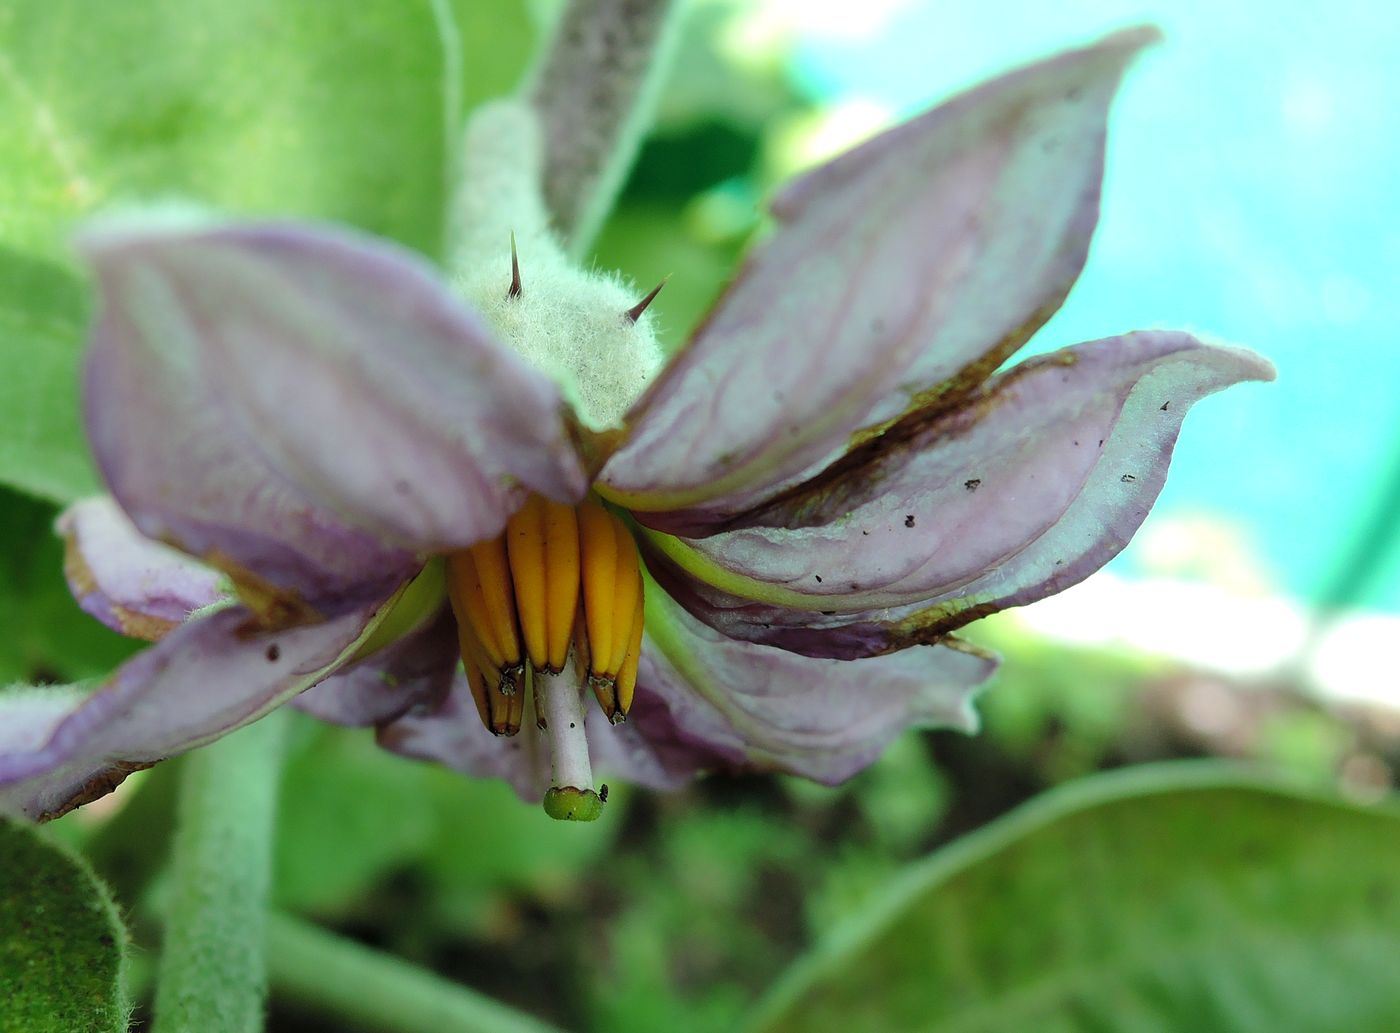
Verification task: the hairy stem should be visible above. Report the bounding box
[266,912,569,1033]
[152,711,289,1033]
[527,0,683,256]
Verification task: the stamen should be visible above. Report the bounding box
[623,276,669,323]
[447,494,645,814]
[504,495,581,674]
[615,601,645,720]
[577,500,619,674]
[507,231,522,299]
[456,619,521,736]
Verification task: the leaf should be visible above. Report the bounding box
[0,248,96,504]
[273,722,617,920]
[0,0,459,502]
[0,818,130,1033]
[273,724,438,917]
[748,765,1400,1033]
[0,487,137,685]
[0,0,456,262]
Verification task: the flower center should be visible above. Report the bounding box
[444,494,645,737]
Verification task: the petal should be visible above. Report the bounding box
[58,495,227,641]
[0,603,380,820]
[634,586,997,784]
[645,332,1275,658]
[602,28,1159,531]
[291,609,458,727]
[377,676,691,801]
[78,214,589,612]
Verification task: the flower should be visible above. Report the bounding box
[0,29,1272,821]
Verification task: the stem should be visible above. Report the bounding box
[152,710,289,1033]
[527,0,684,256]
[266,912,569,1033]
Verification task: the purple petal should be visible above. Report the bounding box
[634,587,997,784]
[602,29,1158,531]
[78,215,589,612]
[377,674,694,801]
[292,609,457,727]
[58,495,226,641]
[646,332,1275,658]
[0,604,379,820]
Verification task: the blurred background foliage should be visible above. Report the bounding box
[3,1,1397,1031]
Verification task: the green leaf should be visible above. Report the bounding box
[0,818,130,1033]
[274,723,437,916]
[0,487,138,684]
[0,248,96,504]
[0,0,457,262]
[749,765,1400,1033]
[0,0,459,501]
[273,721,616,920]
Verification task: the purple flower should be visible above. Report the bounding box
[0,29,1272,821]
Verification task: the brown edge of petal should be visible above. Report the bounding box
[62,529,179,642]
[203,550,323,637]
[726,346,1080,532]
[849,290,1078,452]
[34,759,157,823]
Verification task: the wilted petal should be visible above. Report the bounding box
[0,604,380,820]
[58,495,226,641]
[603,29,1157,531]
[633,587,997,784]
[292,609,457,727]
[646,333,1273,658]
[378,674,693,801]
[78,215,589,612]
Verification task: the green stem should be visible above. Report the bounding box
[526,0,684,257]
[266,912,570,1033]
[152,711,289,1033]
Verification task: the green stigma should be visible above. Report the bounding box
[543,786,605,822]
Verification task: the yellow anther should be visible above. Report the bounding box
[616,598,644,718]
[604,517,642,678]
[456,621,494,731]
[578,499,619,670]
[446,550,507,671]
[468,537,521,669]
[505,496,549,670]
[505,496,584,675]
[542,500,581,672]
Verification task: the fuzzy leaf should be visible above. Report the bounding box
[0,818,129,1033]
